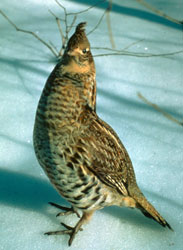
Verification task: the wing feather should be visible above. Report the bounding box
[73,110,136,196]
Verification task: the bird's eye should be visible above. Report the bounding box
[82,49,87,54]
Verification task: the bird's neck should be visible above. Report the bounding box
[36,61,96,129]
[60,57,96,111]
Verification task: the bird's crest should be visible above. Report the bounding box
[75,22,87,33]
[67,22,89,51]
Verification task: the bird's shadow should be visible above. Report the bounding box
[0,168,177,231]
[0,168,68,223]
[104,206,164,232]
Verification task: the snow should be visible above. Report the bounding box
[0,0,183,249]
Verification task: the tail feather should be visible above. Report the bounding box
[134,194,173,231]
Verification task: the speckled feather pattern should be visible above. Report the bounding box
[33,22,172,246]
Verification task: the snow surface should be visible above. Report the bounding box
[0,0,183,249]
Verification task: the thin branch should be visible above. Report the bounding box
[93,49,183,57]
[87,8,107,35]
[49,9,75,57]
[136,0,183,25]
[48,9,66,56]
[137,92,183,127]
[48,10,65,45]
[67,15,77,33]
[1,3,182,60]
[1,1,109,58]
[54,0,69,41]
[92,46,122,52]
[122,38,144,51]
[56,17,65,46]
[58,15,77,56]
[0,9,58,57]
[67,0,107,15]
[54,0,71,52]
[53,0,107,50]
[106,0,115,48]
[49,40,59,54]
[55,0,67,13]
[48,9,64,21]
[92,38,144,51]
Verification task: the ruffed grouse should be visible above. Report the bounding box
[33,22,172,246]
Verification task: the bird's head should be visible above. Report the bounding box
[63,22,95,74]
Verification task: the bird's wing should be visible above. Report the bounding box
[73,110,136,196]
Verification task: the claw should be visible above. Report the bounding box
[45,222,81,246]
[61,222,83,231]
[45,208,94,246]
[48,202,80,218]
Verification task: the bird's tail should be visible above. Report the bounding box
[133,191,173,230]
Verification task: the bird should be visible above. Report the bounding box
[33,22,172,246]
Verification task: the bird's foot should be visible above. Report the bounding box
[45,222,83,246]
[45,210,93,245]
[48,202,80,218]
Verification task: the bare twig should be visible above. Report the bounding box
[92,38,144,51]
[87,8,107,35]
[48,9,66,56]
[137,92,183,127]
[56,17,65,55]
[67,15,77,33]
[92,46,122,52]
[122,39,144,51]
[93,49,183,57]
[55,0,69,42]
[55,0,71,47]
[54,0,78,52]
[48,2,78,56]
[0,1,108,58]
[49,40,59,54]
[0,9,58,57]
[1,2,182,60]
[136,0,183,25]
[48,9,65,22]
[106,0,115,48]
[55,0,67,14]
[67,0,106,15]
[53,0,107,54]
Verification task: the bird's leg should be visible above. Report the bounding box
[48,202,80,218]
[45,211,94,246]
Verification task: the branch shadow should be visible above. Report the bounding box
[0,57,50,76]
[0,56,56,99]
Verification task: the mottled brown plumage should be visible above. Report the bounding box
[33,22,172,246]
